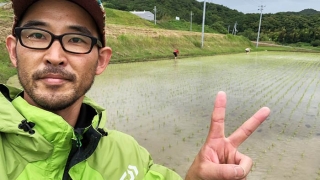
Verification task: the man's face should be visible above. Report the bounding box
[9,0,107,111]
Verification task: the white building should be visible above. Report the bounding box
[130,10,154,21]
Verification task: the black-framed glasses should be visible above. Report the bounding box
[14,27,102,54]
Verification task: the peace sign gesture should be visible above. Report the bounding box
[185,91,270,180]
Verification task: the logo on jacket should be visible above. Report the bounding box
[120,165,138,180]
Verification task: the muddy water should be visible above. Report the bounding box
[88,51,320,179]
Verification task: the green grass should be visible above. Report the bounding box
[105,8,217,33]
[255,45,320,53]
[156,19,218,33]
[107,33,254,63]
[105,8,156,28]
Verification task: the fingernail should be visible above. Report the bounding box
[234,166,245,178]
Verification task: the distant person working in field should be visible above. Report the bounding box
[245,48,251,54]
[1,0,270,179]
[173,48,179,59]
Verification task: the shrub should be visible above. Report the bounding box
[310,40,320,47]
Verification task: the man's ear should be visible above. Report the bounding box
[6,35,18,67]
[96,46,112,75]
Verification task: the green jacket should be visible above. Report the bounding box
[0,84,182,180]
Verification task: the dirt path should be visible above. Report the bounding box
[106,24,224,38]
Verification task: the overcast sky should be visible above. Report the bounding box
[199,0,320,14]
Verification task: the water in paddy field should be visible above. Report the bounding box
[87,51,320,180]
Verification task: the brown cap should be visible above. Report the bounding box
[11,0,106,46]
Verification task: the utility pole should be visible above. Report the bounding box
[154,6,157,25]
[232,22,238,35]
[190,11,193,31]
[201,0,206,48]
[256,5,265,47]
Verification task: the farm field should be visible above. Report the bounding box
[87,51,320,180]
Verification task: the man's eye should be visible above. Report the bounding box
[70,37,84,43]
[28,33,45,39]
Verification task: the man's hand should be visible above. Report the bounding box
[185,91,270,180]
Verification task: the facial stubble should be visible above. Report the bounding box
[16,55,98,112]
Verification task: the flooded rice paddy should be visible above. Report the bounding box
[88,51,320,180]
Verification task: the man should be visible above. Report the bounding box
[1,0,270,179]
[173,49,179,60]
[245,48,251,54]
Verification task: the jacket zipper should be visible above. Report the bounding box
[62,132,81,180]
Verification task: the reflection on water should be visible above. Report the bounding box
[88,52,320,179]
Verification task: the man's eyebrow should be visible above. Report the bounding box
[20,21,94,36]
[68,25,93,36]
[21,20,47,28]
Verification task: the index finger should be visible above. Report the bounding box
[207,91,227,140]
[229,107,270,147]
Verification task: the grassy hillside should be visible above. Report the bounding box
[107,28,252,63]
[105,8,218,33]
[100,9,254,63]
[105,8,157,28]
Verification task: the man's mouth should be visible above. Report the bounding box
[32,67,76,86]
[39,74,70,85]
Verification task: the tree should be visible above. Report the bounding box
[210,21,228,34]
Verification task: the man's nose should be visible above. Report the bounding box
[44,40,67,66]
